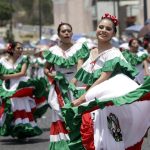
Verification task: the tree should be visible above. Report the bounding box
[12,0,54,25]
[0,0,14,26]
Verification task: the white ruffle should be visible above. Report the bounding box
[48,42,86,58]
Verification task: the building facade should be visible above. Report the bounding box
[52,0,150,37]
[52,0,93,34]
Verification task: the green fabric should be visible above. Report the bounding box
[49,135,85,150]
[49,141,70,150]
[0,102,13,136]
[43,42,90,68]
[53,72,70,104]
[68,83,86,99]
[11,124,42,138]
[122,50,148,66]
[75,57,138,86]
[34,104,49,119]
[0,64,14,75]
[0,114,42,138]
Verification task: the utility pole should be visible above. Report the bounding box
[39,0,42,40]
[117,0,121,39]
[9,0,13,41]
[113,0,116,16]
[143,0,147,24]
[93,0,98,30]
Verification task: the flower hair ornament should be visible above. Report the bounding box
[59,21,65,26]
[6,43,13,52]
[143,40,148,45]
[101,13,119,26]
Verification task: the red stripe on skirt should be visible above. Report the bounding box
[13,110,34,121]
[50,120,69,135]
[11,87,34,98]
[55,84,64,108]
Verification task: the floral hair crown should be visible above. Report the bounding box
[101,13,119,26]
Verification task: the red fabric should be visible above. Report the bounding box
[13,110,34,121]
[138,92,150,101]
[48,76,54,84]
[11,87,34,98]
[34,96,46,105]
[126,138,144,150]
[50,120,69,135]
[80,112,95,150]
[0,102,5,118]
[31,107,36,113]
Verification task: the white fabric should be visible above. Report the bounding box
[48,42,86,58]
[48,84,62,118]
[85,74,139,101]
[11,97,36,112]
[15,118,37,127]
[50,133,70,142]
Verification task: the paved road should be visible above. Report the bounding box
[0,110,51,150]
[0,109,150,150]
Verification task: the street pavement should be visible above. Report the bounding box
[0,109,150,150]
[0,110,51,150]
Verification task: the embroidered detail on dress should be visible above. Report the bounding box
[107,113,123,142]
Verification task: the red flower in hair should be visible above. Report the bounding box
[101,13,119,26]
[6,43,13,53]
[143,40,148,45]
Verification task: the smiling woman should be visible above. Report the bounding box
[61,13,150,150]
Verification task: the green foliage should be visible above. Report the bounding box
[13,0,54,25]
[41,0,53,25]
[0,0,14,21]
[0,0,53,25]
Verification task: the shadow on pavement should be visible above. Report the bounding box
[0,138,49,145]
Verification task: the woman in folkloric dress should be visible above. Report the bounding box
[122,38,148,84]
[43,22,93,150]
[141,41,150,77]
[62,13,150,150]
[0,41,44,139]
